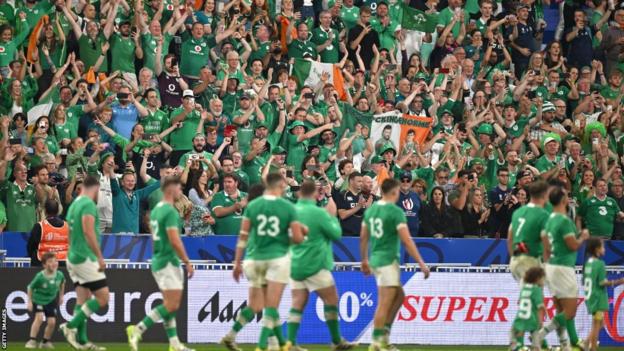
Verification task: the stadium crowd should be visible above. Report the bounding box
[1,0,624,247]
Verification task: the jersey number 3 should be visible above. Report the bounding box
[257,215,280,237]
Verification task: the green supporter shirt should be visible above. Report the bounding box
[66,195,100,264]
[244,195,297,261]
[578,196,620,238]
[0,18,29,67]
[149,201,182,272]
[510,203,549,258]
[363,200,407,268]
[110,33,136,73]
[311,27,340,63]
[340,6,360,31]
[180,36,216,78]
[28,271,65,305]
[288,39,317,60]
[512,283,544,332]
[140,109,169,134]
[168,108,201,150]
[0,181,37,232]
[242,151,269,186]
[78,34,108,72]
[534,154,561,174]
[0,3,15,27]
[583,257,609,314]
[291,198,341,280]
[544,212,578,267]
[438,7,468,38]
[319,144,338,181]
[286,133,308,175]
[249,40,270,63]
[232,110,257,155]
[212,190,247,234]
[141,32,173,72]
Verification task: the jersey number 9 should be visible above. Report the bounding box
[518,298,532,320]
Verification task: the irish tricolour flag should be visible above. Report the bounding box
[292,58,346,100]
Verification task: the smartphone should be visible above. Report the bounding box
[440,68,450,74]
[386,64,397,70]
[76,166,84,174]
[286,169,294,178]
[303,92,315,99]
[306,164,319,172]
[9,138,21,145]
[117,92,129,99]
[224,125,237,138]
[527,91,536,99]
[59,148,68,156]
[143,133,155,140]
[171,57,178,66]
[290,185,301,192]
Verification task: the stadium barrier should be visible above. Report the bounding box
[2,232,624,266]
[2,266,624,346]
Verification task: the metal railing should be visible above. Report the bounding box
[2,257,623,273]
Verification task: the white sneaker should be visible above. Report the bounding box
[268,336,280,351]
[220,334,242,351]
[24,340,38,349]
[168,344,196,351]
[39,341,55,349]
[83,342,107,350]
[59,323,82,350]
[126,325,141,351]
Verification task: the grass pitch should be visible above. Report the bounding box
[6,344,624,351]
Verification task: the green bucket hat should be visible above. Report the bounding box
[469,157,485,168]
[437,108,453,118]
[371,155,385,164]
[477,123,494,135]
[379,143,397,156]
[288,120,307,131]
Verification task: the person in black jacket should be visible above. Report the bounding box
[420,186,463,237]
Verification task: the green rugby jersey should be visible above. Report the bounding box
[363,200,407,268]
[244,195,297,260]
[28,271,65,305]
[544,212,578,267]
[150,201,182,272]
[66,195,100,264]
[512,283,544,332]
[510,203,549,258]
[583,257,609,314]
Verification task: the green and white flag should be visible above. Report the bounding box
[401,7,438,33]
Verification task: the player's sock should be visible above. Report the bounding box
[73,305,87,345]
[137,304,168,334]
[566,318,579,345]
[230,306,255,336]
[164,313,181,348]
[556,325,570,345]
[258,307,279,350]
[287,309,303,344]
[544,312,567,333]
[324,305,342,344]
[68,299,100,329]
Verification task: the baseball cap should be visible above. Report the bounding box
[182,90,194,98]
[400,171,412,181]
[240,92,251,100]
[517,169,532,180]
[542,133,561,146]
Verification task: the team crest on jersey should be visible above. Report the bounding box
[512,125,518,131]
[195,45,202,52]
[0,46,5,53]
[167,4,174,10]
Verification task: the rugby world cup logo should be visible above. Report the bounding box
[604,286,624,342]
[402,198,414,211]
